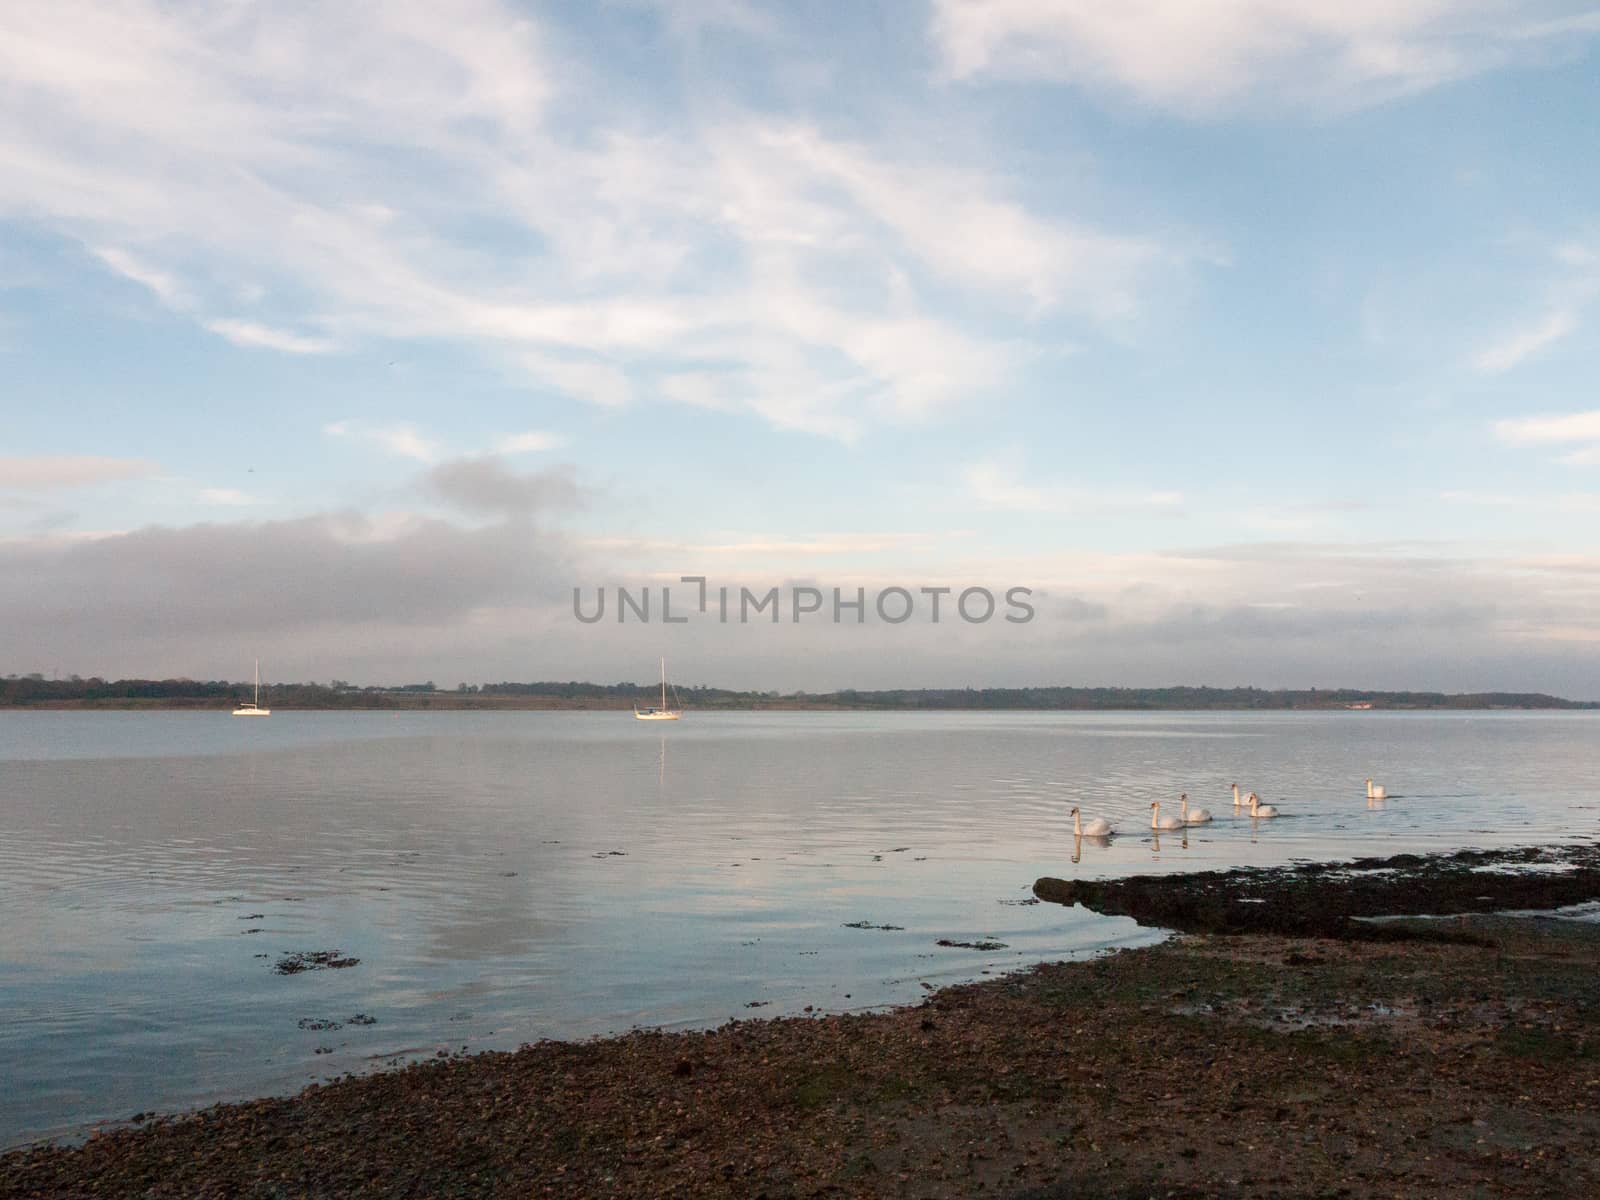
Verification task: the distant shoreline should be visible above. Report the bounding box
[4,678,1595,711]
[5,698,1597,713]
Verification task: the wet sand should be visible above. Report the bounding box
[5,844,1600,1198]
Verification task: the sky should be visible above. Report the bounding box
[2,0,1600,696]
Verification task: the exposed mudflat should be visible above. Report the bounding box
[6,845,1600,1198]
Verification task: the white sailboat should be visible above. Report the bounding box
[633,656,682,721]
[232,659,272,717]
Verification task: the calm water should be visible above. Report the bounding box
[2,709,1597,1146]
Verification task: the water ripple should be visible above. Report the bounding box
[2,708,1597,1146]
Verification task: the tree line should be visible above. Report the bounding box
[1,674,1593,710]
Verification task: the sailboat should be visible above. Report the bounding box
[633,657,682,721]
[232,659,272,717]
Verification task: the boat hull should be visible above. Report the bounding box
[633,710,681,721]
[231,707,272,717]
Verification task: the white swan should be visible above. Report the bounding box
[1150,800,1185,831]
[1231,782,1246,808]
[1070,806,1113,838]
[1249,792,1281,819]
[1366,778,1387,800]
[1179,792,1212,824]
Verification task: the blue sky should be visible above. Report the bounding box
[3,1,1600,695]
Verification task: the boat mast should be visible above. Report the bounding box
[660,656,666,712]
[254,658,260,707]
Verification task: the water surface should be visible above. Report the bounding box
[2,709,1596,1146]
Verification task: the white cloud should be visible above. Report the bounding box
[324,420,440,462]
[0,455,161,490]
[615,0,777,38]
[518,352,634,408]
[587,531,954,558]
[492,430,569,454]
[744,125,1167,317]
[0,1,1183,441]
[1441,488,1600,510]
[1492,409,1600,445]
[91,246,186,306]
[1468,231,1598,374]
[199,487,259,506]
[929,0,1600,114]
[1491,409,1600,446]
[1471,309,1578,372]
[662,370,857,439]
[962,457,1184,515]
[203,318,337,355]
[1516,553,1600,573]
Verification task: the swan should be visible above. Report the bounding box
[1070,806,1114,838]
[1179,792,1212,824]
[1366,778,1387,800]
[1231,782,1246,808]
[1150,800,1185,831]
[1249,792,1281,819]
